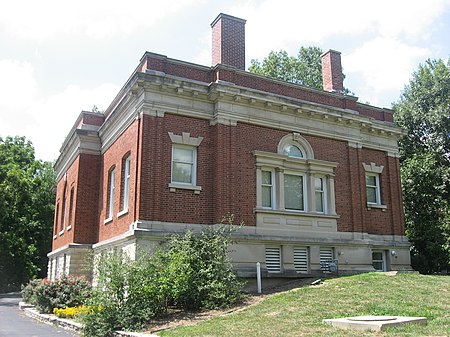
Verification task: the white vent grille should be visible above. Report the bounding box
[294,247,309,273]
[265,247,281,273]
[320,248,333,263]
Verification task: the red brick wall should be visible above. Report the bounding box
[97,120,140,242]
[73,154,101,244]
[52,159,79,250]
[321,50,343,92]
[361,149,404,235]
[136,114,403,235]
[53,112,404,252]
[211,14,246,70]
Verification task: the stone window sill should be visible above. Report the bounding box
[255,208,339,219]
[104,217,113,225]
[117,209,128,218]
[367,203,387,211]
[58,230,64,236]
[168,183,202,194]
[66,225,72,231]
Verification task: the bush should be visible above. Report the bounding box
[164,225,244,310]
[21,278,41,305]
[23,276,91,313]
[83,216,244,336]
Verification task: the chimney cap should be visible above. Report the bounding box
[320,49,341,58]
[211,13,247,28]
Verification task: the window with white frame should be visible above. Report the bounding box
[362,162,385,208]
[107,168,115,220]
[282,144,304,158]
[255,133,337,215]
[365,173,380,205]
[261,170,274,208]
[168,132,203,193]
[172,145,196,185]
[122,155,131,211]
[315,176,326,213]
[284,173,305,211]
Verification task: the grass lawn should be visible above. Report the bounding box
[157,273,450,337]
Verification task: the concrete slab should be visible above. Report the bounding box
[323,315,427,331]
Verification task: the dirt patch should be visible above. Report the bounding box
[145,277,316,333]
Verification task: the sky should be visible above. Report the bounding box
[1,0,449,162]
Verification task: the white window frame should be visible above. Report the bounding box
[362,162,386,209]
[168,132,203,193]
[171,144,197,186]
[314,176,327,213]
[283,172,307,212]
[365,173,381,205]
[255,154,337,215]
[106,168,115,222]
[121,156,131,213]
[261,170,275,209]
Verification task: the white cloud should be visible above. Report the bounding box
[0,59,119,161]
[0,0,206,40]
[0,60,38,110]
[228,0,448,59]
[344,37,429,106]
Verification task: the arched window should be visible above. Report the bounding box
[282,144,304,158]
[277,133,314,159]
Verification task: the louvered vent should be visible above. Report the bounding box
[293,247,309,273]
[265,247,281,273]
[320,248,333,263]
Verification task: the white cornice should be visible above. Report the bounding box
[96,71,403,161]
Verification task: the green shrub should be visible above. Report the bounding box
[83,215,244,336]
[30,275,91,313]
[21,278,41,305]
[164,226,244,310]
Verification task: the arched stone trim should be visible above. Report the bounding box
[277,132,314,159]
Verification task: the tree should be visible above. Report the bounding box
[393,58,450,273]
[249,46,352,94]
[0,136,56,291]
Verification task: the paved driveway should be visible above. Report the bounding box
[0,293,78,337]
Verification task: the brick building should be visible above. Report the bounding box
[48,13,412,279]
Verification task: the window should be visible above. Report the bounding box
[68,187,74,229]
[365,173,380,205]
[60,192,66,233]
[172,145,196,185]
[372,251,386,271]
[168,132,203,193]
[107,168,115,220]
[315,177,325,213]
[284,174,305,211]
[121,156,131,211]
[265,247,281,273]
[261,170,274,208]
[282,144,304,158]
[54,203,59,237]
[255,133,337,215]
[362,162,385,208]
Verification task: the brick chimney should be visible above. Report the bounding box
[321,50,344,93]
[211,13,246,70]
